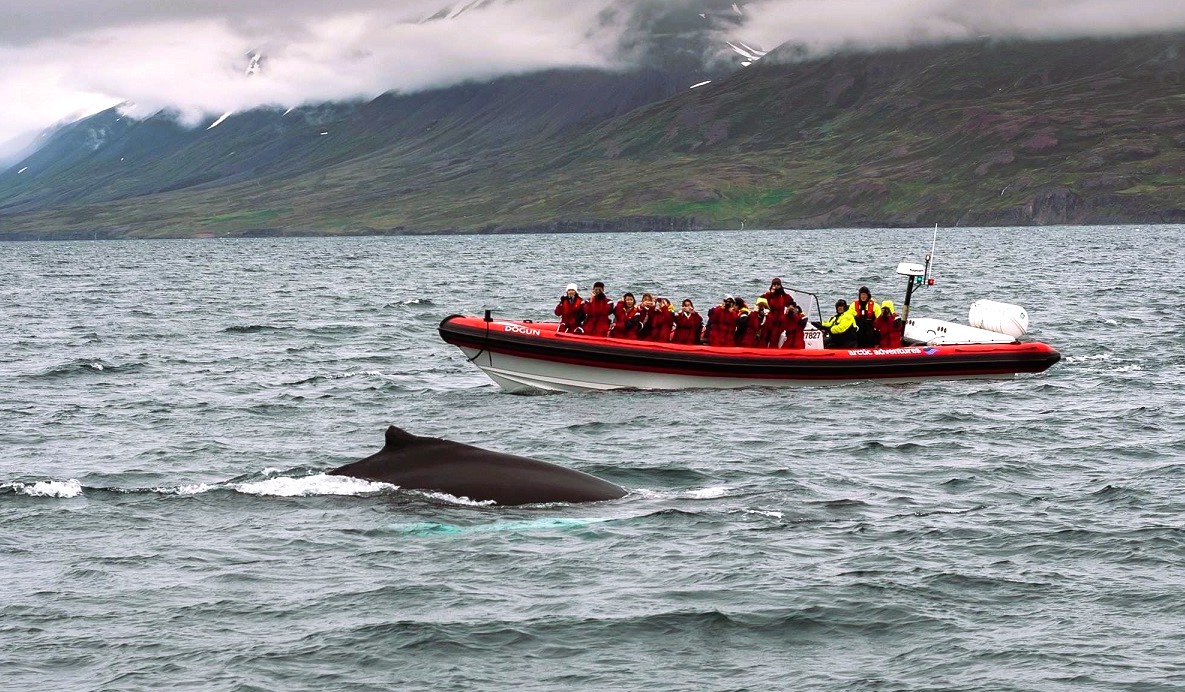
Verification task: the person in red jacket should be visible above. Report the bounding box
[761,278,793,347]
[705,296,738,347]
[740,297,770,347]
[875,300,903,348]
[672,299,703,345]
[582,281,612,337]
[610,292,642,339]
[781,303,808,349]
[554,283,585,333]
[645,296,675,342]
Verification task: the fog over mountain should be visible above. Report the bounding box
[743,0,1185,59]
[3,0,1185,148]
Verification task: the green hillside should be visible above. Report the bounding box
[4,34,1185,239]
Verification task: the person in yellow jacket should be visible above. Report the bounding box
[820,299,858,348]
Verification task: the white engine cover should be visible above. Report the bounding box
[904,317,1018,345]
[968,299,1029,338]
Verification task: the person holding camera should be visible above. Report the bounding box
[582,281,612,337]
[646,296,675,343]
[554,283,586,334]
[704,295,738,347]
[672,299,703,345]
[761,277,793,346]
[636,292,658,340]
[610,292,642,340]
[781,303,809,349]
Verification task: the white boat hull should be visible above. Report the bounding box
[458,346,1011,393]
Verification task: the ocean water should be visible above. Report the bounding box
[1,226,1182,691]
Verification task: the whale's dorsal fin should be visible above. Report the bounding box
[384,425,421,449]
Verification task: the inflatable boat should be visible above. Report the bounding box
[438,249,1060,393]
[438,314,1060,393]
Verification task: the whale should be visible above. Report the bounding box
[329,426,627,506]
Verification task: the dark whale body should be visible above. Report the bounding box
[330,426,627,506]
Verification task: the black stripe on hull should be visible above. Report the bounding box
[439,316,1061,381]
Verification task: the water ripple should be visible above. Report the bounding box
[1,227,1183,690]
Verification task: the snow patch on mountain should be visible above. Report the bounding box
[207,112,232,130]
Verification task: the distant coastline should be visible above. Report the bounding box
[4,217,1184,242]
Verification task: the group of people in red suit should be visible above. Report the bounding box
[554,278,822,349]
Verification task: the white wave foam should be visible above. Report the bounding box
[9,479,84,498]
[171,483,215,495]
[345,370,385,379]
[414,490,497,507]
[743,509,784,519]
[686,486,731,499]
[233,474,396,497]
[629,488,667,499]
[630,486,732,500]
[1063,353,1113,363]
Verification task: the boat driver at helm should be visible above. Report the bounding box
[819,299,858,348]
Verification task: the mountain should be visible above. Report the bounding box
[0,65,712,239]
[4,32,1185,239]
[576,33,1185,229]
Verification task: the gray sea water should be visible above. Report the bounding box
[1,226,1182,691]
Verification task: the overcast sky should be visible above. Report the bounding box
[3,0,1185,151]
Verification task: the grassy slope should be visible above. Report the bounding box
[4,35,1185,238]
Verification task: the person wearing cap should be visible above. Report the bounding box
[705,295,738,347]
[820,299,858,348]
[849,285,881,348]
[761,277,794,348]
[874,299,902,348]
[672,298,703,345]
[740,297,770,347]
[583,281,612,337]
[554,283,586,334]
[609,292,642,339]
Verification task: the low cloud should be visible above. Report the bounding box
[0,1,628,139]
[3,0,1185,146]
[739,0,1185,57]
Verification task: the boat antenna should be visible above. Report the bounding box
[925,223,938,285]
[897,225,939,324]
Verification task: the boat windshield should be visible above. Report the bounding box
[784,287,823,325]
